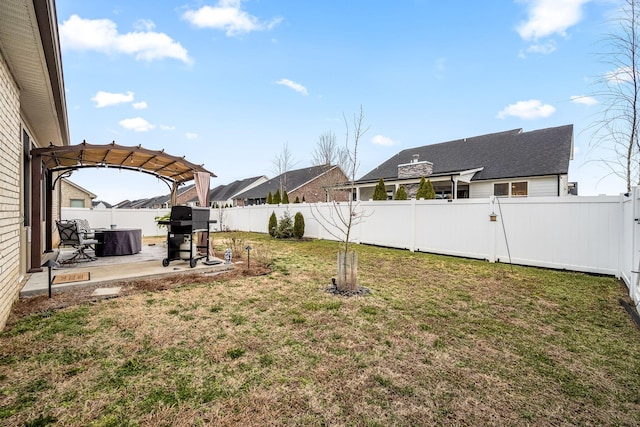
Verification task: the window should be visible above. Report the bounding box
[511,181,528,197]
[494,183,509,197]
[70,199,85,208]
[494,181,528,197]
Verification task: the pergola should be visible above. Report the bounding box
[29,141,215,272]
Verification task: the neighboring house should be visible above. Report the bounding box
[92,200,112,209]
[191,175,268,207]
[0,0,69,328]
[354,125,575,200]
[59,178,96,208]
[175,183,197,206]
[234,165,349,206]
[113,185,193,209]
[137,195,170,209]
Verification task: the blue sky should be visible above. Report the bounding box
[55,0,624,203]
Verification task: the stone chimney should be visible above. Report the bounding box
[398,155,433,179]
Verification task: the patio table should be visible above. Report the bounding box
[95,228,142,257]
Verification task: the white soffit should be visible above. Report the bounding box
[0,0,68,147]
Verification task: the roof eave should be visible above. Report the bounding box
[1,0,70,146]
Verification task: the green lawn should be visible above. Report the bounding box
[1,233,639,426]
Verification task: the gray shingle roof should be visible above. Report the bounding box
[235,165,336,200]
[210,176,265,202]
[358,125,573,183]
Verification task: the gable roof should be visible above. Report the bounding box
[92,200,112,208]
[234,165,338,200]
[358,125,574,183]
[209,176,267,202]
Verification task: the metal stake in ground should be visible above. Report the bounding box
[245,245,252,269]
[41,259,59,299]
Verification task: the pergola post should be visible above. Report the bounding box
[45,170,53,252]
[170,182,178,207]
[28,155,43,272]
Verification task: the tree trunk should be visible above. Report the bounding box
[337,251,358,292]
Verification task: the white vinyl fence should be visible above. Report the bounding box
[62,189,640,314]
[62,207,170,237]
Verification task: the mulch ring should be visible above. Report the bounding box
[6,264,271,328]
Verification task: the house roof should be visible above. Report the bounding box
[208,176,267,202]
[92,200,112,208]
[358,125,574,183]
[235,165,337,200]
[137,195,169,208]
[112,182,201,208]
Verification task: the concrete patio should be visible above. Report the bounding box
[21,244,233,297]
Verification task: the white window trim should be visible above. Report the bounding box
[493,180,529,198]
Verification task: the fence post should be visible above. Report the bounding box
[632,187,640,311]
[487,197,497,262]
[618,193,625,280]
[410,198,417,252]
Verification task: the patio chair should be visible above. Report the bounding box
[73,218,97,239]
[56,220,99,263]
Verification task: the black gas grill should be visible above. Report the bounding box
[158,206,214,268]
[165,206,211,232]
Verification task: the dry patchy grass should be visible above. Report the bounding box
[1,233,639,426]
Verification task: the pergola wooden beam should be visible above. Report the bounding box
[28,142,215,272]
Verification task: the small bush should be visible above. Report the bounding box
[276,210,293,238]
[282,190,289,204]
[416,177,436,200]
[294,196,300,203]
[267,192,273,204]
[395,185,407,200]
[222,232,247,258]
[273,189,282,204]
[155,212,170,229]
[293,212,305,239]
[425,179,436,199]
[268,212,277,237]
[373,178,387,200]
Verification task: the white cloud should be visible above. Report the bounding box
[160,124,176,131]
[134,19,155,31]
[496,99,556,119]
[60,14,191,63]
[526,40,557,54]
[275,78,308,95]
[119,117,154,132]
[570,95,598,106]
[371,135,397,146]
[517,0,591,41]
[185,132,199,140]
[91,90,134,108]
[183,0,282,37]
[132,101,148,110]
[606,66,634,83]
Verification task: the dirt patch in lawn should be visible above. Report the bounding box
[7,263,270,327]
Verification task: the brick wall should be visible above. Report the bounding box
[0,52,22,329]
[289,167,350,203]
[176,186,198,205]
